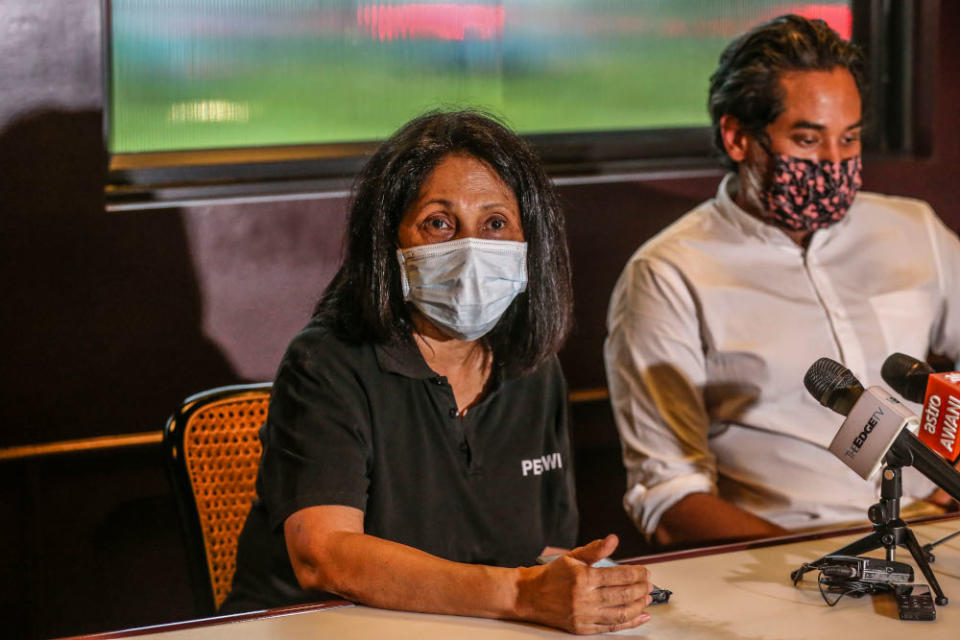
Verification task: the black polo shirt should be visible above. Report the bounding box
[222,321,577,612]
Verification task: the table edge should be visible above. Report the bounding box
[57,600,354,640]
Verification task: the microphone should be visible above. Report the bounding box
[804,357,917,479]
[881,353,960,464]
[804,357,960,501]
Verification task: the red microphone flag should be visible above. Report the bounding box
[920,372,960,464]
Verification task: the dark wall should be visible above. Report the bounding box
[1,2,958,638]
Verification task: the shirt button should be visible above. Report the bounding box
[432,377,444,385]
[448,408,458,418]
[459,441,469,452]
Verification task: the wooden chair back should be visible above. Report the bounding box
[163,383,271,615]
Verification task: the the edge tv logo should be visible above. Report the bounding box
[845,405,885,460]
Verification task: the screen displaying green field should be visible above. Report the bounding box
[109,0,852,154]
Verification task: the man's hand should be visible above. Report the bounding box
[515,534,653,635]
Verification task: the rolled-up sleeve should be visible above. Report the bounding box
[604,255,715,538]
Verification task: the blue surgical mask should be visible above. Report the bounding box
[396,237,528,341]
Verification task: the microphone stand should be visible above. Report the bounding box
[791,447,949,605]
[923,529,960,563]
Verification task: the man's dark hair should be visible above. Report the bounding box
[314,109,573,375]
[708,14,867,169]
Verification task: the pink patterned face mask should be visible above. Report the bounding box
[765,154,862,231]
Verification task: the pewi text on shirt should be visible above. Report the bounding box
[521,452,563,477]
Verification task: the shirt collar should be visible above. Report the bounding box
[713,173,851,252]
[374,334,508,399]
[374,337,437,379]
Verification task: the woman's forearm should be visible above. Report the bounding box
[289,529,522,619]
[284,507,653,634]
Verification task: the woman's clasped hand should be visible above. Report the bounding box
[517,535,654,634]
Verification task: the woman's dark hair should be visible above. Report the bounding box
[709,14,867,169]
[314,109,573,375]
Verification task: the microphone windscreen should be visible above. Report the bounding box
[804,357,861,410]
[880,353,934,403]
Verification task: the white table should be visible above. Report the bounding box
[68,517,960,639]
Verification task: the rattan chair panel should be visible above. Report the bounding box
[181,392,268,610]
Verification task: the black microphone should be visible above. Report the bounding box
[803,357,864,416]
[880,353,935,403]
[804,357,960,502]
[882,352,960,464]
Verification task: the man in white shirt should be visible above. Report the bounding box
[604,14,960,547]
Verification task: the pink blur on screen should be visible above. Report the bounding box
[782,3,853,39]
[357,3,505,42]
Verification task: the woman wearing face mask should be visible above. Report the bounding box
[222,110,655,635]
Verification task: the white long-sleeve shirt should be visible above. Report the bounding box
[604,174,960,537]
